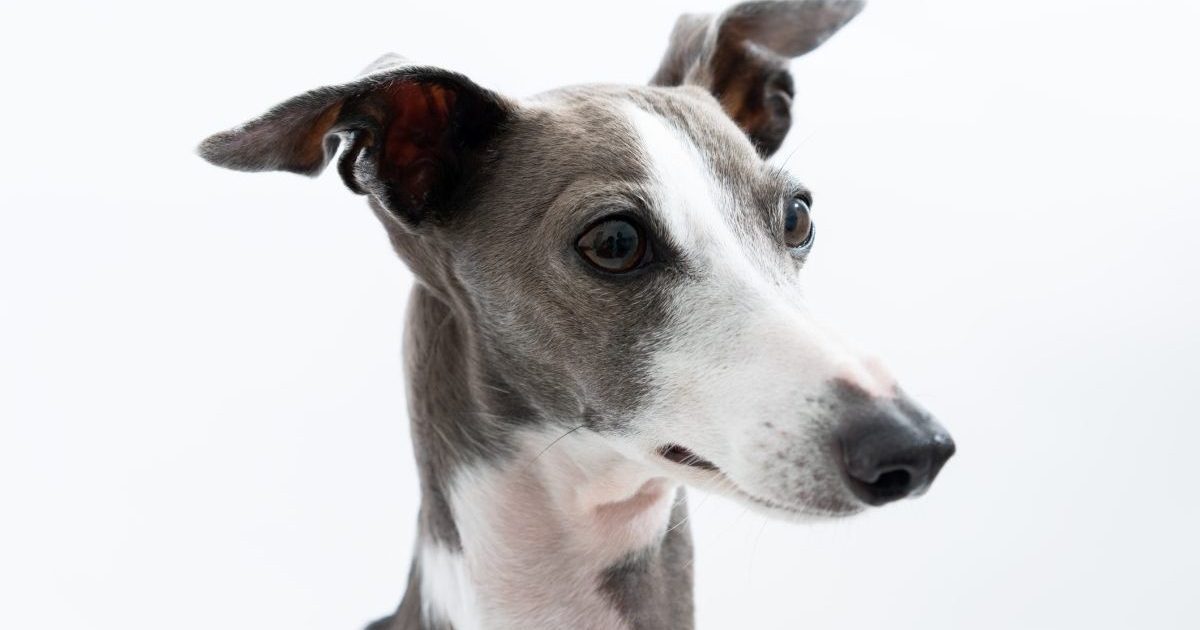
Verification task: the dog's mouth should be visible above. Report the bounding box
[657,444,720,472]
[657,443,798,512]
[655,443,856,517]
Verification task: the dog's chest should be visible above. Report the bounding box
[420,431,678,629]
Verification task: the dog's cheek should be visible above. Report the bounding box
[454,257,673,429]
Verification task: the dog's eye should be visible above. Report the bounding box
[576,217,651,273]
[783,196,814,250]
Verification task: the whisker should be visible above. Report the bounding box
[518,423,586,474]
[681,495,749,575]
[748,516,769,582]
[478,381,513,396]
[771,125,818,181]
[666,483,717,536]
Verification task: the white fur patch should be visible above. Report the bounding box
[420,542,483,630]
[443,428,678,629]
[623,104,769,293]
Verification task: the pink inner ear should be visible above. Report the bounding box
[380,82,458,208]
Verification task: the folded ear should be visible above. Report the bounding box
[198,55,513,228]
[651,0,865,157]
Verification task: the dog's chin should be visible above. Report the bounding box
[654,444,864,520]
[728,483,865,521]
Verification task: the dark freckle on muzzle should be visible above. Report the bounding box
[830,380,955,506]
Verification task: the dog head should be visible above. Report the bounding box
[200,0,953,519]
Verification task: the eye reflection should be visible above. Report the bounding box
[577,218,650,273]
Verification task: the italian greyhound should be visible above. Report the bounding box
[198,1,954,628]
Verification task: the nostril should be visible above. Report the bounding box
[843,461,919,506]
[867,468,913,496]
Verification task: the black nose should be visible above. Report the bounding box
[837,411,955,506]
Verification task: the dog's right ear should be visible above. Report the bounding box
[651,0,865,157]
[198,55,513,229]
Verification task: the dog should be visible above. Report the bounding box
[199,1,954,628]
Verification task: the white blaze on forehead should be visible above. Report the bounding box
[620,102,770,291]
[619,101,882,390]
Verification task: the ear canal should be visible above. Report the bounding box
[651,0,865,157]
[198,60,512,227]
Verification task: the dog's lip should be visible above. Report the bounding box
[656,444,803,512]
[655,444,854,517]
[732,487,807,514]
[657,444,720,471]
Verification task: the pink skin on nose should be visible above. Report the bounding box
[835,355,900,399]
[803,320,899,400]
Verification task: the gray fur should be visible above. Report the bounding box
[599,491,695,630]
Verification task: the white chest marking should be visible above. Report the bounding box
[424,429,677,630]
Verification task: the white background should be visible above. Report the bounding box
[2,1,1198,628]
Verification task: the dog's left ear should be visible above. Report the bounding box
[651,0,865,157]
[198,55,513,229]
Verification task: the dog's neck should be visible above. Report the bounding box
[382,284,695,630]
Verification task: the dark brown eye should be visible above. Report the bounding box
[576,217,651,273]
[784,196,813,249]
